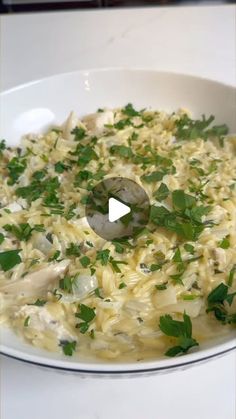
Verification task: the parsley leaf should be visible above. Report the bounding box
[71,126,86,141]
[28,299,46,307]
[175,114,228,142]
[0,139,6,155]
[24,316,30,327]
[110,145,134,159]
[3,223,45,242]
[109,257,128,273]
[66,243,81,257]
[60,340,77,356]
[154,183,170,201]
[0,233,5,245]
[75,304,96,334]
[228,266,236,287]
[80,256,91,268]
[159,312,199,357]
[59,276,73,293]
[112,238,134,254]
[96,249,110,265]
[207,283,236,324]
[141,171,166,183]
[122,103,140,117]
[76,304,96,322]
[54,161,70,173]
[172,248,182,263]
[150,190,211,241]
[184,243,195,254]
[219,237,230,249]
[172,190,196,211]
[155,284,168,290]
[7,156,27,185]
[0,250,22,271]
[114,119,132,130]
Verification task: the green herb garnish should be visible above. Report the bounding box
[0,249,22,271]
[60,340,77,356]
[71,126,86,141]
[28,299,47,307]
[75,304,96,334]
[159,312,199,357]
[59,276,73,293]
[7,156,27,185]
[206,283,236,324]
[3,223,45,242]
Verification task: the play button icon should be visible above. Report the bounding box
[108,197,131,223]
[85,177,150,241]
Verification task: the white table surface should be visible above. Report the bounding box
[0,5,236,419]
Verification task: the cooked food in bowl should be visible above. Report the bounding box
[0,104,235,362]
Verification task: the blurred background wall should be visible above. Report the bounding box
[0,0,235,14]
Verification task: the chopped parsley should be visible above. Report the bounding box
[24,316,30,327]
[206,283,236,324]
[59,276,73,293]
[60,340,77,356]
[3,223,45,242]
[71,144,98,167]
[28,299,47,307]
[228,266,236,287]
[184,243,195,254]
[54,161,70,173]
[96,249,110,265]
[109,257,128,273]
[94,287,104,299]
[172,248,182,263]
[159,312,199,357]
[66,243,81,257]
[112,238,134,254]
[175,114,228,142]
[7,156,27,185]
[0,249,22,271]
[122,103,140,117]
[114,119,132,130]
[154,183,170,201]
[155,284,167,290]
[80,256,91,268]
[150,189,211,241]
[71,126,86,141]
[141,171,166,183]
[219,237,230,249]
[48,250,61,262]
[0,139,6,156]
[110,145,134,159]
[75,304,96,334]
[0,233,5,245]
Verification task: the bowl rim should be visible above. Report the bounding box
[1,67,236,96]
[0,68,236,374]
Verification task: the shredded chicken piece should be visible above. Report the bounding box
[0,259,70,297]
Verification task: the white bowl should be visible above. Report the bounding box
[0,69,235,376]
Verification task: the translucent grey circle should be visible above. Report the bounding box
[85,177,150,241]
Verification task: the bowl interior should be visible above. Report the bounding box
[0,69,235,373]
[1,69,236,146]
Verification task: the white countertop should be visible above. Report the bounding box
[1,5,236,91]
[0,5,236,419]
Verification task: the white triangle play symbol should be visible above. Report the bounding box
[108,197,131,223]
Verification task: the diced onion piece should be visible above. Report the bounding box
[164,298,203,318]
[154,285,177,309]
[83,110,114,134]
[72,274,98,299]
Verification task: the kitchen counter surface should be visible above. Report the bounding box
[0,5,236,419]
